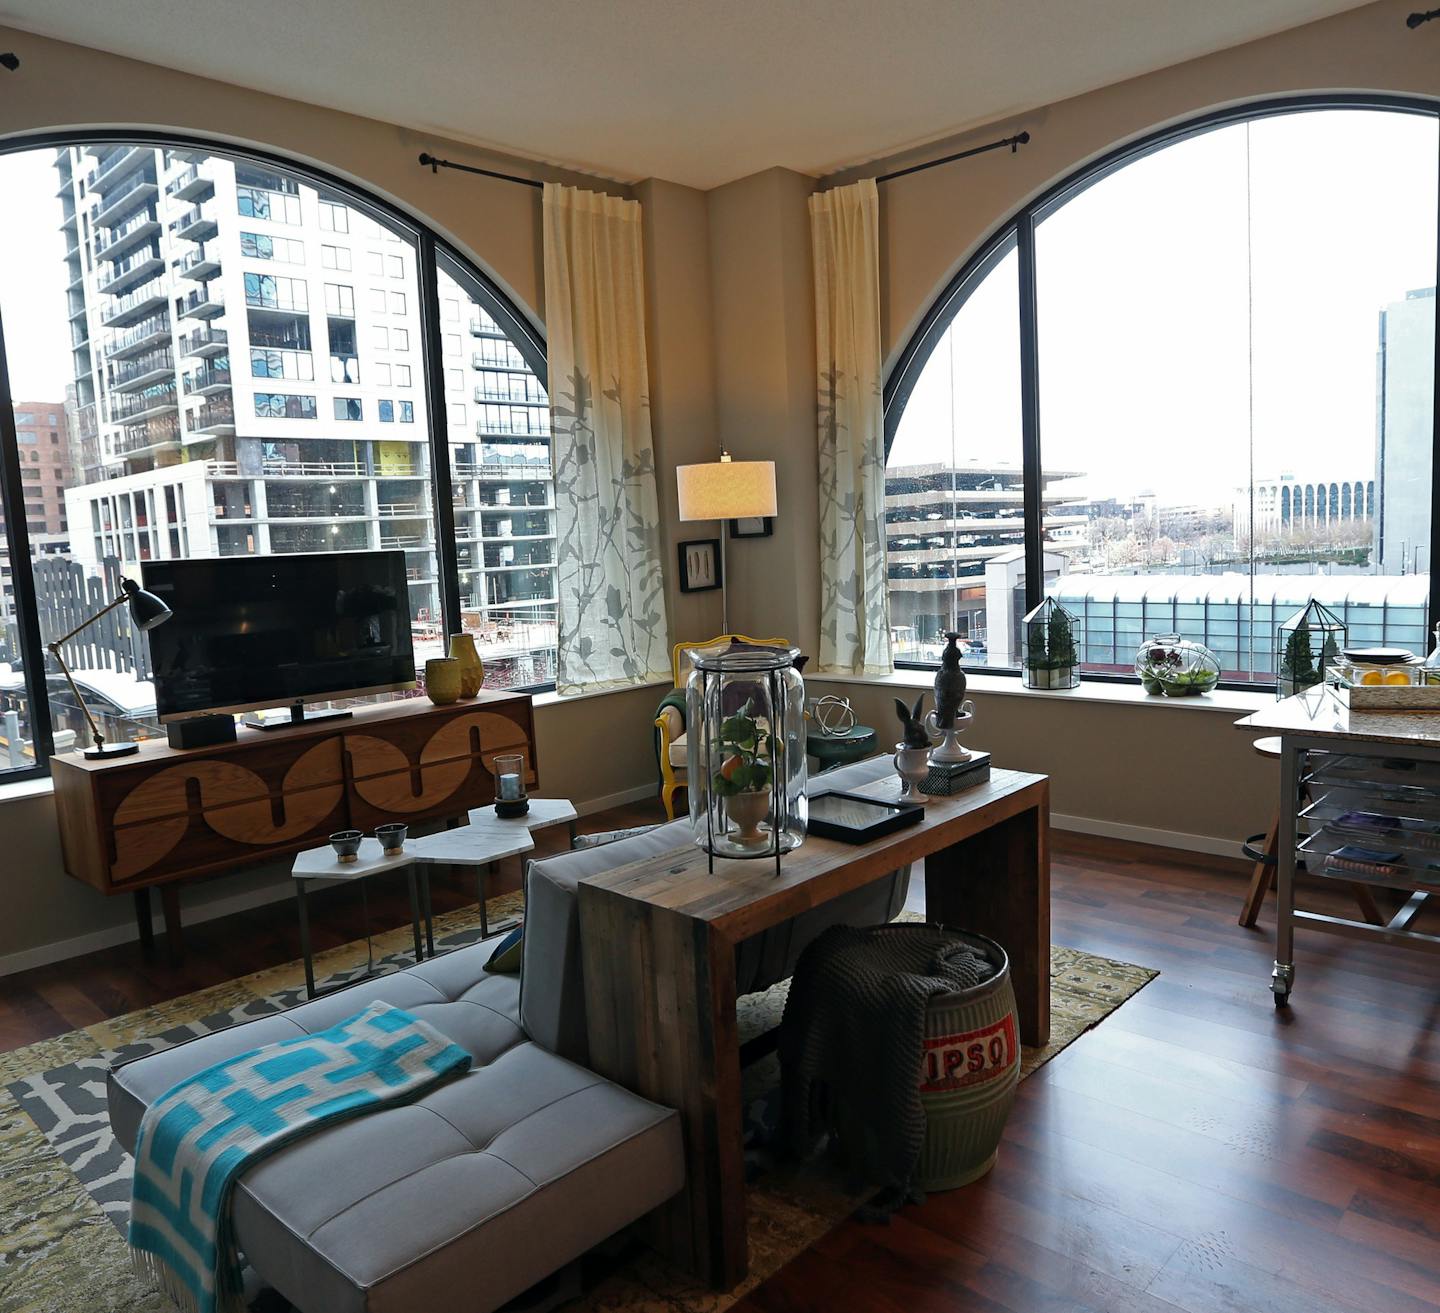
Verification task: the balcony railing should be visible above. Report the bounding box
[91,174,158,228]
[473,386,547,406]
[179,327,228,359]
[476,417,551,438]
[452,460,552,479]
[111,384,177,424]
[176,246,222,281]
[100,278,169,328]
[377,501,429,518]
[470,313,505,337]
[380,533,429,549]
[105,312,172,359]
[94,210,161,261]
[169,201,220,243]
[178,286,225,320]
[96,249,164,297]
[471,349,531,371]
[107,348,173,393]
[165,164,213,202]
[184,364,232,396]
[84,145,145,194]
[205,458,368,479]
[117,414,182,455]
[190,398,236,434]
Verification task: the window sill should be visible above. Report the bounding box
[531,677,672,710]
[812,669,1274,716]
[0,774,55,806]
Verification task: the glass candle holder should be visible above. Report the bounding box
[493,752,528,817]
[686,640,807,872]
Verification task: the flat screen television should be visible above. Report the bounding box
[141,550,417,722]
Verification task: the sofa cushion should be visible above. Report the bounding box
[108,941,683,1313]
[523,754,910,1065]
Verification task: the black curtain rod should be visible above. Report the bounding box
[420,130,1032,195]
[873,131,1031,185]
[1408,7,1440,26]
[418,152,544,189]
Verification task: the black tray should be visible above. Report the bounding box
[807,790,924,844]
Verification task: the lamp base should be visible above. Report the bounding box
[83,742,140,760]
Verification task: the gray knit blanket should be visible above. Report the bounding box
[778,923,996,1200]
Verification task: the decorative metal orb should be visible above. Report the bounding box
[810,694,856,737]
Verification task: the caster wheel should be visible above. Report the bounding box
[1273,991,1290,1009]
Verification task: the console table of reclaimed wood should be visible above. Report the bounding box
[577,766,1050,1290]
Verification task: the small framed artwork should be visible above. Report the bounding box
[729,516,773,539]
[678,538,722,593]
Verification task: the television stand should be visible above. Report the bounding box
[243,701,354,731]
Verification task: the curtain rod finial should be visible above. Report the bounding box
[418,152,438,173]
[0,52,18,71]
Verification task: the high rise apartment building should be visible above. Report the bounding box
[1374,286,1437,578]
[52,143,556,688]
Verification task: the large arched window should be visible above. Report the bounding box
[0,134,554,780]
[885,101,1438,682]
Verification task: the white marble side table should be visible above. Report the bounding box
[409,798,579,936]
[291,838,430,999]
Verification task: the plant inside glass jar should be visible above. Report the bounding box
[712,701,773,844]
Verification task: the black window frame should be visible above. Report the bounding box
[0,128,553,785]
[883,94,1440,689]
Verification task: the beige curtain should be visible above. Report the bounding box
[810,178,892,675]
[543,183,671,693]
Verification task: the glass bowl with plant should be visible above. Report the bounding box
[1135,635,1221,696]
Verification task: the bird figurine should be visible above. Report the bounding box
[933,633,968,729]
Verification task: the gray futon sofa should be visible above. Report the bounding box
[108,756,908,1312]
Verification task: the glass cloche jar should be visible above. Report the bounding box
[1135,634,1221,697]
[686,640,807,867]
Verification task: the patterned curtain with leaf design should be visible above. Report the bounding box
[543,183,671,693]
[810,178,893,675]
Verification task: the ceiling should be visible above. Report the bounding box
[0,0,1380,189]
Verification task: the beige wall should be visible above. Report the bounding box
[706,168,821,653]
[823,0,1440,368]
[3,1,1439,967]
[812,678,1274,850]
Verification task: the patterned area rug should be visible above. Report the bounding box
[0,898,1156,1313]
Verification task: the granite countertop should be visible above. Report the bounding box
[1235,686,1440,747]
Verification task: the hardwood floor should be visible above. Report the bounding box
[739,833,1440,1313]
[4,811,1439,1312]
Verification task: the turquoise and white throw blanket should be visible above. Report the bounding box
[128,1001,470,1313]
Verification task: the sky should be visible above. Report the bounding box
[889,109,1440,510]
[2,111,1438,512]
[0,149,74,404]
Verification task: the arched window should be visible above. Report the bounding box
[885,101,1438,682]
[0,135,553,779]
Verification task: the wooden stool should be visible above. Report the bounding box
[1239,736,1383,928]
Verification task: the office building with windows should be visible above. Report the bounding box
[1374,286,1437,577]
[885,460,1083,658]
[52,144,556,688]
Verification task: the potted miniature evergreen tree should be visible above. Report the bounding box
[1022,598,1081,690]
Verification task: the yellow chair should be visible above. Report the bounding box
[654,633,788,820]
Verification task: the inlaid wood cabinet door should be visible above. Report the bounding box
[52,694,537,892]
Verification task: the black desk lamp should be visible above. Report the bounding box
[48,577,172,759]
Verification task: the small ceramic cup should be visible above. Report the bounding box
[375,822,408,856]
[329,829,363,864]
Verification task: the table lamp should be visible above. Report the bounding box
[48,576,172,759]
[676,452,777,631]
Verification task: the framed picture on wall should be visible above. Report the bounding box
[678,539,722,593]
[729,516,773,539]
